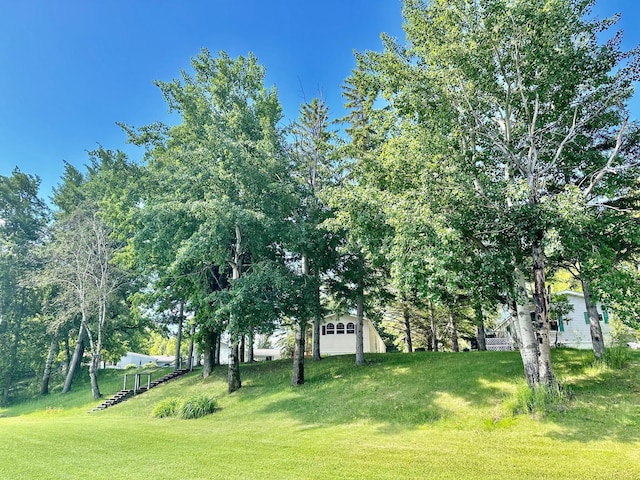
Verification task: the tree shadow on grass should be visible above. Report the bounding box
[252,351,524,432]
[540,356,640,444]
[246,350,640,441]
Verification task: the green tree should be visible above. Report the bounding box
[287,97,343,381]
[0,169,49,405]
[323,70,393,367]
[362,0,638,387]
[550,186,640,358]
[43,150,140,398]
[124,49,293,393]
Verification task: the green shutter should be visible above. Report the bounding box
[584,312,589,324]
[603,310,609,324]
[559,315,564,332]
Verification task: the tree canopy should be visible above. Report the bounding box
[2,0,640,403]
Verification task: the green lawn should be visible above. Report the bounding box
[1,350,639,479]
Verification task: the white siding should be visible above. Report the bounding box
[552,292,612,349]
[317,314,387,355]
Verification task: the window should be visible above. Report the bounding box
[326,323,335,335]
[550,320,558,331]
[321,325,326,335]
[346,322,355,334]
[336,322,345,334]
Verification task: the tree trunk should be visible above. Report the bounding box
[512,270,540,388]
[202,347,212,379]
[355,286,365,366]
[247,332,254,363]
[403,301,413,353]
[312,316,322,360]
[474,304,487,351]
[227,223,243,393]
[41,331,59,395]
[89,354,101,399]
[186,325,195,370]
[174,301,184,371]
[312,275,322,361]
[449,309,459,352]
[202,329,217,379]
[240,335,246,363]
[291,321,306,385]
[306,258,321,361]
[63,334,70,373]
[228,336,241,393]
[215,333,221,366]
[532,239,556,387]
[63,323,86,393]
[507,301,521,347]
[581,275,606,360]
[429,301,438,352]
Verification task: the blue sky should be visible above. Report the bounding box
[0,0,638,200]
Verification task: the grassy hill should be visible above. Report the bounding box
[1,349,639,479]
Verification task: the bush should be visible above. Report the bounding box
[178,394,217,419]
[124,363,138,370]
[506,381,572,416]
[151,398,180,418]
[142,362,158,369]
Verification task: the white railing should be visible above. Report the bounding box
[485,337,516,351]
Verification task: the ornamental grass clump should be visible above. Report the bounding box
[151,398,179,418]
[604,345,632,369]
[178,394,217,419]
[506,381,572,415]
[152,395,217,419]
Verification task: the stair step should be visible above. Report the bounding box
[88,370,191,413]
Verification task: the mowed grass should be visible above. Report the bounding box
[1,349,639,479]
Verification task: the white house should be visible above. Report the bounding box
[314,313,387,356]
[494,290,613,350]
[113,352,174,369]
[550,290,612,349]
[252,348,282,361]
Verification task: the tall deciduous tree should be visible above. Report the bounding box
[123,49,293,393]
[44,150,139,397]
[0,169,49,405]
[362,0,638,387]
[44,208,125,398]
[550,184,640,358]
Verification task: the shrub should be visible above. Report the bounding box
[178,394,217,419]
[506,381,572,416]
[142,362,158,369]
[124,363,138,370]
[152,398,180,418]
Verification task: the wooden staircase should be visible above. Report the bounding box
[88,369,191,413]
